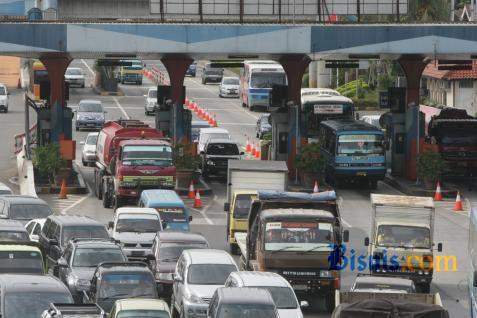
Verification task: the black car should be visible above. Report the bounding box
[39,215,110,270]
[146,231,209,297]
[0,195,53,225]
[200,139,243,177]
[256,114,271,139]
[0,219,30,241]
[201,63,223,84]
[0,274,73,318]
[83,262,157,314]
[55,238,127,303]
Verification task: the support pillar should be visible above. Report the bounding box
[161,55,193,144]
[279,54,311,179]
[397,55,429,180]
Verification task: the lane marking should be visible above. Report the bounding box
[188,195,217,225]
[337,196,352,228]
[60,195,90,215]
[113,97,130,119]
[81,59,94,76]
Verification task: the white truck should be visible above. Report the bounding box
[364,194,443,293]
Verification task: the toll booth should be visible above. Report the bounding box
[270,111,289,161]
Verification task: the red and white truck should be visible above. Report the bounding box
[94,119,175,209]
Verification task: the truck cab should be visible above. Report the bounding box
[226,190,257,255]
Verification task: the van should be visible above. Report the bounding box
[197,127,231,154]
[139,190,192,231]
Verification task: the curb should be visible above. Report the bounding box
[35,165,89,195]
[92,86,124,96]
[175,177,213,196]
[383,175,458,198]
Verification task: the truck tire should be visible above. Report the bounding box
[102,180,111,208]
[324,294,335,313]
[229,243,240,255]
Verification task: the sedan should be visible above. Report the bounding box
[81,132,98,166]
[219,77,239,98]
[74,100,105,131]
[65,67,85,88]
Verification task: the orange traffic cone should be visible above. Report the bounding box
[192,102,198,112]
[251,143,257,157]
[188,180,195,199]
[254,143,261,159]
[59,178,68,199]
[454,192,464,211]
[194,190,202,208]
[245,136,251,153]
[208,114,214,125]
[212,115,218,127]
[313,181,319,193]
[434,181,442,201]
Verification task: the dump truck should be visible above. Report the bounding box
[224,160,288,254]
[332,291,448,317]
[41,303,105,318]
[236,190,349,312]
[94,119,175,209]
[365,194,442,293]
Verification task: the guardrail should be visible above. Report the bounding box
[16,136,38,198]
[144,65,170,85]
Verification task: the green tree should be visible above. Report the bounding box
[32,144,66,185]
[408,0,451,22]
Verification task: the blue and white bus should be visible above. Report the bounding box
[470,205,477,317]
[240,60,286,111]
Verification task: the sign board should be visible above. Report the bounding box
[314,104,343,114]
[379,91,389,109]
[325,61,359,69]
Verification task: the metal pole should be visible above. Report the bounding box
[24,94,30,159]
[415,104,420,185]
[451,0,455,21]
[293,0,296,24]
[295,104,299,185]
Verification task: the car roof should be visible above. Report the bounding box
[205,139,237,144]
[185,249,236,265]
[47,215,104,226]
[229,271,290,287]
[157,231,208,244]
[140,190,185,208]
[115,207,159,216]
[0,244,41,253]
[120,139,171,146]
[79,99,101,104]
[222,77,239,80]
[0,274,70,294]
[115,298,170,312]
[67,67,82,70]
[86,132,99,137]
[147,87,157,91]
[199,128,229,134]
[216,287,275,306]
[70,239,119,249]
[0,195,49,205]
[0,219,28,231]
[97,262,152,275]
[320,119,382,133]
[191,120,210,127]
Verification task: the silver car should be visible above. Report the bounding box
[81,132,98,166]
[219,77,239,98]
[65,67,85,88]
[144,87,157,115]
[171,249,238,318]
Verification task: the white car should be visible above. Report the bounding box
[0,84,9,113]
[225,271,307,318]
[197,128,231,154]
[219,77,239,98]
[25,218,46,242]
[144,87,157,115]
[81,132,98,166]
[65,67,85,88]
[171,249,238,318]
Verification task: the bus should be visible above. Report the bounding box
[469,205,477,318]
[29,60,49,100]
[118,59,143,85]
[318,119,386,189]
[301,88,355,141]
[240,60,286,111]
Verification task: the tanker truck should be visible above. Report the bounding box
[94,119,175,209]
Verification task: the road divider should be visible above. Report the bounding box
[16,137,37,198]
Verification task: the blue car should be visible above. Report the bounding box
[186,62,197,77]
[139,190,192,231]
[75,99,105,131]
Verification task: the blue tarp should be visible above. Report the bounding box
[257,190,336,202]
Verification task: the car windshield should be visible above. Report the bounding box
[79,103,103,113]
[62,226,109,246]
[206,143,239,155]
[86,134,98,145]
[117,310,170,318]
[187,264,236,285]
[202,133,230,143]
[99,273,155,299]
[66,68,82,75]
[264,221,334,252]
[218,304,276,318]
[223,78,239,85]
[260,287,297,309]
[337,134,384,155]
[73,247,125,267]
[0,87,6,95]
[148,90,157,98]
[122,145,173,167]
[260,115,270,124]
[5,291,72,318]
[116,215,161,233]
[158,242,207,261]
[233,194,253,219]
[205,68,223,75]
[0,230,29,241]
[0,250,44,274]
[9,204,52,220]
[354,281,413,293]
[377,225,431,249]
[155,207,186,223]
[250,72,286,88]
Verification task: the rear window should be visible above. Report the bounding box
[9,204,52,220]
[233,194,253,219]
[61,225,109,246]
[0,250,43,274]
[0,230,29,242]
[206,143,239,155]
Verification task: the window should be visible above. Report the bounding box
[33,223,42,235]
[42,219,51,235]
[460,80,473,88]
[46,222,58,239]
[26,222,35,233]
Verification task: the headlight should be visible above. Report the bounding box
[157,272,174,281]
[187,293,205,304]
[320,270,332,278]
[371,163,385,167]
[206,160,215,166]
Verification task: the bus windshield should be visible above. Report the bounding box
[337,134,384,155]
[250,72,286,88]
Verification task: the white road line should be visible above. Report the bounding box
[60,195,90,215]
[113,97,130,119]
[337,196,352,228]
[81,59,94,76]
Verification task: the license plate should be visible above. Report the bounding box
[356,172,367,176]
[131,250,144,256]
[293,284,308,291]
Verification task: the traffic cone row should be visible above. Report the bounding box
[188,99,218,127]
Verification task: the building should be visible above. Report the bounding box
[422,61,477,116]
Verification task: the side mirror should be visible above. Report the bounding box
[343,230,349,243]
[143,94,147,98]
[108,221,114,229]
[300,300,309,309]
[364,237,370,247]
[50,239,59,246]
[224,203,230,212]
[57,257,68,267]
[189,215,193,222]
[473,271,477,287]
[437,242,443,252]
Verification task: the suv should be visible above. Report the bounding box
[81,132,99,166]
[55,238,127,302]
[75,99,106,131]
[197,128,231,154]
[171,249,238,318]
[200,139,242,177]
[186,62,197,77]
[201,64,223,84]
[0,195,53,225]
[65,67,86,88]
[0,241,45,274]
[39,215,110,269]
[256,113,271,139]
[108,207,163,261]
[147,231,209,297]
[0,219,30,241]
[144,87,158,115]
[83,262,157,314]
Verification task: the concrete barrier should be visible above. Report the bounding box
[16,137,37,198]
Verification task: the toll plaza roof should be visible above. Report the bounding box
[371,194,434,209]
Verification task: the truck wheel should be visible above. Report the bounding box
[230,243,240,255]
[82,159,87,167]
[324,294,335,313]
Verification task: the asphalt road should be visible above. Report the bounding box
[0,59,471,317]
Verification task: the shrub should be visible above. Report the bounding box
[417,151,445,185]
[32,144,66,186]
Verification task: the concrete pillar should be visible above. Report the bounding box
[279,54,311,179]
[161,55,193,144]
[308,61,317,88]
[316,60,331,88]
[397,55,428,108]
[40,54,72,143]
